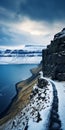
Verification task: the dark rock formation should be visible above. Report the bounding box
[38,78,48,88]
[49,82,62,130]
[37,112,42,122]
[42,28,65,81]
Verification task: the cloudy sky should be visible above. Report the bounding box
[0,0,65,47]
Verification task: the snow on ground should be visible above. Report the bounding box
[44,76,65,130]
[1,71,65,130]
[0,56,42,64]
[38,72,65,130]
[0,75,53,130]
[53,81,65,130]
[54,28,65,40]
[28,108,50,130]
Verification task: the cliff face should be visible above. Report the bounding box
[42,28,65,81]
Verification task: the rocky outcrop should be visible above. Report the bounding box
[42,28,65,81]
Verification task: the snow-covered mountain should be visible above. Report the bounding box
[0,45,46,64]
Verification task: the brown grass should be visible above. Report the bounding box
[0,64,42,126]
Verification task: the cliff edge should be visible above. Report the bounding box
[42,28,65,81]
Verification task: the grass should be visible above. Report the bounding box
[0,64,42,126]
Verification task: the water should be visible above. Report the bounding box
[0,64,37,115]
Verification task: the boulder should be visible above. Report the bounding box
[38,78,48,88]
[51,122,60,130]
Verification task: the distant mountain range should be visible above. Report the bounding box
[0,45,46,57]
[0,45,46,64]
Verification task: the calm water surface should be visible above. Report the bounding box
[0,64,37,115]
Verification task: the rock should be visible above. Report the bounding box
[42,28,65,81]
[30,94,33,99]
[51,110,59,118]
[56,73,65,81]
[52,115,59,122]
[24,124,28,130]
[38,78,48,88]
[12,120,17,127]
[37,112,42,122]
[32,89,37,96]
[51,122,60,130]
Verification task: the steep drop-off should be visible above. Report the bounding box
[42,28,65,81]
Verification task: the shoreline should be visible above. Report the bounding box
[0,64,42,126]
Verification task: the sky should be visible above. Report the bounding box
[0,0,65,47]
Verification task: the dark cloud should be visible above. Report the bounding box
[0,0,19,11]
[0,0,65,22]
[20,0,65,21]
[0,0,65,46]
[0,25,14,45]
[0,0,22,22]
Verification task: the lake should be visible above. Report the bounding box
[0,64,37,116]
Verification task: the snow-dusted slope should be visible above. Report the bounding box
[0,73,53,130]
[0,45,46,64]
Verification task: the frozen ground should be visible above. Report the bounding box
[0,72,65,130]
[40,72,65,130]
[54,81,65,130]
[0,56,42,64]
[0,74,53,130]
[46,78,65,130]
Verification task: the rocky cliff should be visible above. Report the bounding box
[42,28,65,81]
